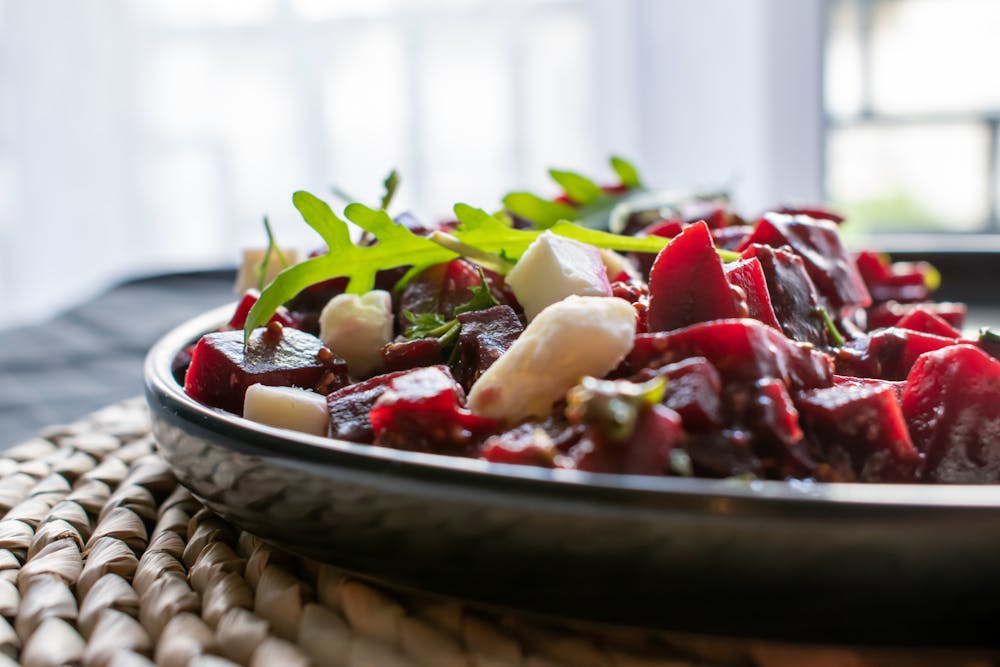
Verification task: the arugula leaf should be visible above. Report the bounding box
[403,310,449,338]
[243,193,455,343]
[501,192,577,229]
[548,169,603,206]
[454,268,500,315]
[256,216,290,292]
[610,156,642,188]
[381,169,400,210]
[451,204,541,261]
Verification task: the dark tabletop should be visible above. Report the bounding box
[0,270,235,449]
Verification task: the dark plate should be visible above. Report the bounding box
[145,304,1000,647]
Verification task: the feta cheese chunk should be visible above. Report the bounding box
[468,295,636,422]
[505,231,612,321]
[319,290,393,378]
[234,247,301,295]
[244,384,329,437]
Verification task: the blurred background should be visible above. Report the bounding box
[0,0,997,330]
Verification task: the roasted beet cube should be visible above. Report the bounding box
[833,374,905,402]
[184,327,341,415]
[621,405,684,475]
[369,366,497,453]
[633,357,724,431]
[327,369,413,442]
[398,259,514,328]
[382,338,446,372]
[480,424,558,467]
[894,307,961,339]
[740,244,832,347]
[683,430,762,479]
[866,300,967,331]
[798,383,921,482]
[835,328,956,381]
[227,290,297,330]
[712,225,753,252]
[452,305,524,390]
[724,256,782,331]
[631,319,834,392]
[647,221,741,332]
[902,344,1000,482]
[738,213,871,311]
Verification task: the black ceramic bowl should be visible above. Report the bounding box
[145,304,1000,646]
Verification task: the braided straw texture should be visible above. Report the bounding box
[0,398,995,667]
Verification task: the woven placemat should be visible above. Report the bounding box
[0,398,995,667]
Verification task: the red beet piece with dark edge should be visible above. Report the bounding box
[398,259,514,329]
[369,365,497,454]
[481,426,558,467]
[227,290,297,330]
[834,375,905,402]
[621,405,684,475]
[631,318,834,392]
[452,305,524,391]
[647,221,741,332]
[798,383,921,482]
[683,430,763,478]
[327,369,413,442]
[746,379,815,479]
[184,327,343,415]
[835,328,956,381]
[712,225,753,252]
[740,244,833,347]
[902,344,1000,482]
[633,357,724,431]
[382,338,446,373]
[866,301,967,331]
[723,256,782,331]
[894,307,961,339]
[738,213,871,312]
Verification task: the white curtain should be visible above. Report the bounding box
[0,0,823,329]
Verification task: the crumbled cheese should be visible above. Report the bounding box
[505,231,612,321]
[319,290,393,378]
[243,384,329,436]
[468,295,636,422]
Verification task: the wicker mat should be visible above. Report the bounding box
[0,399,994,667]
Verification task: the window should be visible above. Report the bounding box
[825,0,1000,233]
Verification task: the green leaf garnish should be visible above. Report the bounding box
[454,268,500,315]
[403,310,450,339]
[548,169,603,206]
[243,193,456,344]
[256,216,290,292]
[501,192,578,229]
[610,156,642,188]
[979,327,1000,344]
[818,306,846,347]
[380,169,400,211]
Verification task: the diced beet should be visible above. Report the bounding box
[397,259,515,329]
[684,430,762,478]
[631,319,834,392]
[833,375,905,402]
[738,213,871,311]
[645,219,684,239]
[750,379,804,448]
[480,425,558,467]
[621,405,684,475]
[452,305,524,390]
[712,225,753,252]
[855,250,893,285]
[327,369,413,442]
[902,345,1000,482]
[227,290,297,330]
[382,338,446,373]
[647,221,741,332]
[798,383,921,482]
[773,205,845,225]
[835,328,957,381]
[866,301,967,331]
[895,307,962,338]
[369,365,497,453]
[184,327,342,415]
[633,357,724,431]
[740,244,832,347]
[724,257,782,331]
[856,252,937,304]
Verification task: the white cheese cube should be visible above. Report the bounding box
[244,384,329,437]
[468,295,636,422]
[319,290,393,378]
[234,247,302,295]
[505,231,612,321]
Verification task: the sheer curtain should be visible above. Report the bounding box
[0,0,823,330]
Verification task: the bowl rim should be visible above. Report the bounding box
[144,302,1000,514]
